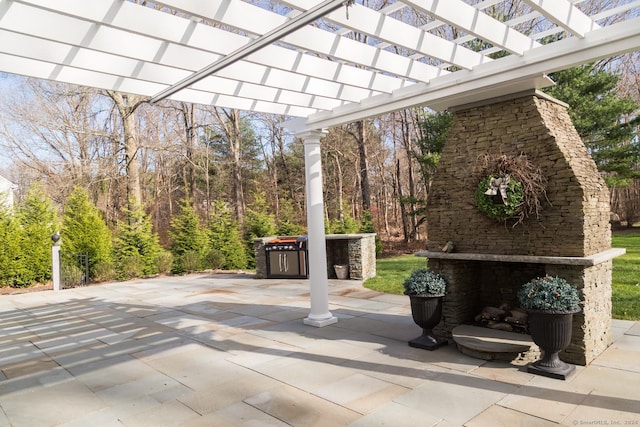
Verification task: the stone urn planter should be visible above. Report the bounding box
[334,264,349,280]
[403,269,448,350]
[518,276,581,380]
[526,308,580,379]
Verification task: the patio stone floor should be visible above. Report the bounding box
[0,273,638,426]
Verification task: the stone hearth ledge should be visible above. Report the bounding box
[415,248,626,266]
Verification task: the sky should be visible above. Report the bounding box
[0,73,19,169]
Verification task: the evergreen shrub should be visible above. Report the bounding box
[93,261,116,282]
[16,185,58,284]
[154,251,173,275]
[243,192,276,268]
[209,201,247,270]
[518,275,581,312]
[114,204,162,277]
[169,200,208,274]
[204,249,226,270]
[179,251,201,274]
[0,209,31,288]
[117,255,144,280]
[402,268,447,296]
[62,187,113,279]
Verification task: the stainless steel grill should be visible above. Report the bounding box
[264,236,308,279]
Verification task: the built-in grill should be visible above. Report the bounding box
[264,236,308,279]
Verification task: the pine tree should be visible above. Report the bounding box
[544,65,640,186]
[61,187,113,278]
[208,201,247,270]
[275,198,305,237]
[168,199,208,273]
[114,203,162,279]
[16,185,58,283]
[243,191,276,268]
[0,206,31,287]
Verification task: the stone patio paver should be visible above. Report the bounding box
[118,399,200,427]
[183,401,289,427]
[591,334,640,373]
[0,379,107,426]
[56,395,161,427]
[347,401,443,427]
[626,321,640,337]
[466,405,558,427]
[177,371,283,416]
[0,274,638,426]
[497,374,593,423]
[313,372,408,413]
[563,397,640,426]
[393,372,520,425]
[468,361,535,386]
[244,385,361,427]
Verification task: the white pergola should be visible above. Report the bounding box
[1,0,638,326]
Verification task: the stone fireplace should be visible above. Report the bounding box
[423,91,624,366]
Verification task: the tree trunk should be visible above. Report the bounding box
[214,108,245,224]
[356,121,372,213]
[180,103,197,202]
[108,92,145,211]
[396,153,409,242]
[332,152,345,221]
[231,112,244,223]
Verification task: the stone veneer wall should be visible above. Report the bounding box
[253,238,269,279]
[546,262,613,365]
[349,234,377,280]
[427,92,611,257]
[427,91,613,365]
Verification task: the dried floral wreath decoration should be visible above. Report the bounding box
[473,153,549,226]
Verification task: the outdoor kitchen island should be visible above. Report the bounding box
[254,233,376,281]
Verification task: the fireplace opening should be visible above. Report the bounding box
[472,261,544,333]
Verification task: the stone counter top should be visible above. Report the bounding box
[324,233,376,240]
[415,248,626,266]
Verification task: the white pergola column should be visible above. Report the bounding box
[298,129,337,327]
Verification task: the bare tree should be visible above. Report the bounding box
[106,91,147,211]
[205,108,252,223]
[0,78,112,202]
[346,121,372,214]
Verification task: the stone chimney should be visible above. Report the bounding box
[426,91,622,365]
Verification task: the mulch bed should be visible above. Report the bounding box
[0,282,53,295]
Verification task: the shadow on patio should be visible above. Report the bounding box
[1,274,638,426]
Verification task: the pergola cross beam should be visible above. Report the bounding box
[154,0,445,83]
[149,0,349,104]
[524,0,600,38]
[0,0,636,123]
[1,0,410,115]
[401,0,540,56]
[281,0,492,71]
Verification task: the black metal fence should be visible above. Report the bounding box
[60,252,89,288]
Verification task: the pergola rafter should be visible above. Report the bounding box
[0,0,636,122]
[153,0,445,82]
[281,0,491,71]
[523,0,599,37]
[400,0,540,56]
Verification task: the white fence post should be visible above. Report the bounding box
[52,232,61,291]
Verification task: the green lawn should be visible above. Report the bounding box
[611,232,640,320]
[365,254,424,295]
[365,231,640,320]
